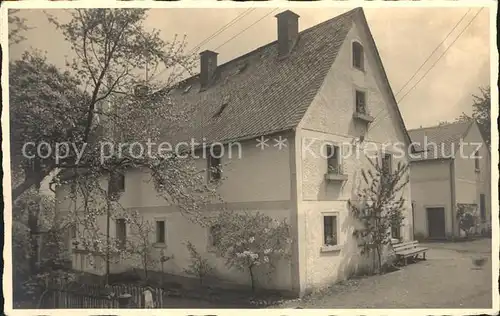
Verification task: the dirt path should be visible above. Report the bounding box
[275,239,493,308]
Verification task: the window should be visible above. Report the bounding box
[352,41,364,70]
[355,90,366,114]
[208,147,222,182]
[474,151,480,170]
[116,174,125,191]
[326,144,341,174]
[323,215,338,246]
[109,172,125,194]
[69,224,77,239]
[391,223,401,239]
[208,224,221,248]
[213,102,228,118]
[115,219,126,249]
[156,220,166,243]
[382,153,392,175]
[480,194,486,221]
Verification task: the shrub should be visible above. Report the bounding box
[348,157,409,274]
[183,241,213,285]
[456,204,478,238]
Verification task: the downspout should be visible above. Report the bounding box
[288,130,301,296]
[449,159,457,240]
[411,201,416,240]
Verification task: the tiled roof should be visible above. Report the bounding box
[408,121,473,161]
[157,8,360,144]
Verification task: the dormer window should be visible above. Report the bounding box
[238,62,248,74]
[352,41,364,71]
[213,96,230,118]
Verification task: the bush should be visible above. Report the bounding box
[456,204,478,238]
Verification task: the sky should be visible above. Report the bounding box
[9,6,491,130]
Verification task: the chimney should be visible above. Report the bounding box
[275,10,300,57]
[200,50,218,88]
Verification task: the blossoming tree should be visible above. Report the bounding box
[210,211,291,292]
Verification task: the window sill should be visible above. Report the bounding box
[353,112,374,123]
[320,245,342,253]
[154,243,167,248]
[475,168,480,173]
[325,173,348,181]
[352,65,365,73]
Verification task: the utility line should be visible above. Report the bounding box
[188,8,256,54]
[394,8,471,97]
[367,8,484,132]
[396,8,484,104]
[214,8,280,51]
[150,8,256,82]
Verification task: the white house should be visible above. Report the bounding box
[57,7,415,296]
[409,121,491,240]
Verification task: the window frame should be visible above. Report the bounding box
[382,152,393,175]
[155,218,166,245]
[354,89,367,115]
[116,173,125,192]
[69,223,77,239]
[352,40,365,71]
[115,218,127,249]
[321,212,341,252]
[325,142,342,174]
[109,172,125,194]
[207,147,222,182]
[391,223,401,240]
[474,150,480,171]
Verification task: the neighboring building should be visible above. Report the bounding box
[409,121,491,240]
[57,8,415,296]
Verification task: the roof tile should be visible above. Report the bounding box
[408,121,472,160]
[158,8,360,145]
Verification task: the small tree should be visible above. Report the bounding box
[457,204,477,238]
[126,211,159,281]
[210,211,291,292]
[348,157,409,274]
[183,241,213,285]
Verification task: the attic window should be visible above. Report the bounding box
[352,41,364,71]
[355,90,367,114]
[213,96,230,117]
[238,62,248,73]
[183,85,192,94]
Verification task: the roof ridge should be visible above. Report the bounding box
[212,7,360,72]
[407,120,471,132]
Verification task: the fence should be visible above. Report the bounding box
[40,281,164,308]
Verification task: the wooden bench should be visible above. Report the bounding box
[392,240,428,266]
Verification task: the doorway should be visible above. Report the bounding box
[426,207,446,239]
